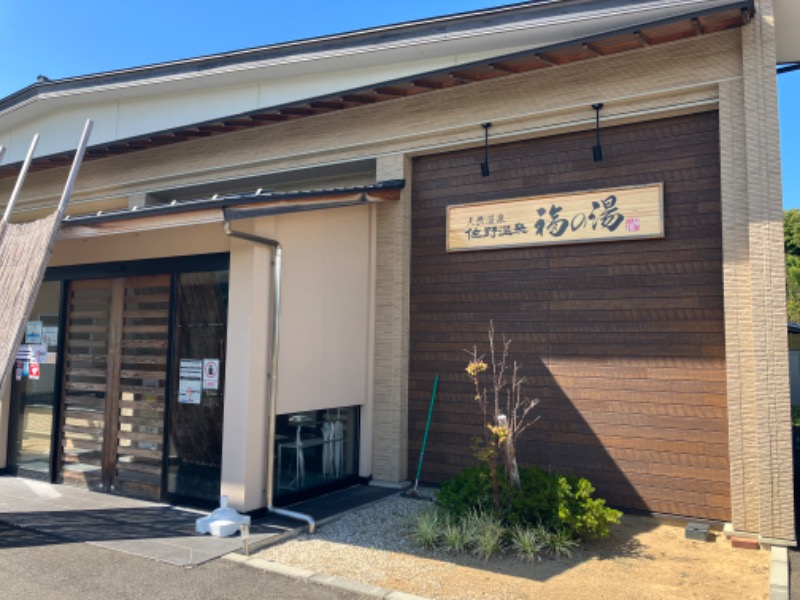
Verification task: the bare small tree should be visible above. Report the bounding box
[466,322,539,489]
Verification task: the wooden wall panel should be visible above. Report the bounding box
[408,112,729,521]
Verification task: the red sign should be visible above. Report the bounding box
[625,217,641,232]
[29,362,40,380]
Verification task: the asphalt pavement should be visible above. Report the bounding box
[0,522,367,600]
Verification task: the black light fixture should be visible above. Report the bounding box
[592,103,604,162]
[480,122,492,177]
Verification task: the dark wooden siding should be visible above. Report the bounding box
[408,111,729,521]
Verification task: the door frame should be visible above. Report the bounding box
[9,253,229,501]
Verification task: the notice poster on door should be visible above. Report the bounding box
[179,359,203,404]
[202,359,220,390]
[25,321,43,344]
[31,344,47,365]
[43,326,59,347]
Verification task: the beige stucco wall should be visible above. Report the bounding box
[221,228,272,510]
[220,206,373,511]
[272,206,371,415]
[0,24,793,538]
[49,222,230,266]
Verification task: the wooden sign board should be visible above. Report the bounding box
[446,183,664,252]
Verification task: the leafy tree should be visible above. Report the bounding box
[785,210,800,323]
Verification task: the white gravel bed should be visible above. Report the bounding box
[255,492,451,593]
[254,490,771,600]
[258,492,430,558]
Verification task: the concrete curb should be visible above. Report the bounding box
[769,546,789,600]
[241,524,305,555]
[223,553,430,600]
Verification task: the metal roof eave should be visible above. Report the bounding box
[58,179,405,229]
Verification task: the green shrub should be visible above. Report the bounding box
[555,475,622,540]
[436,465,621,540]
[436,464,496,518]
[508,467,561,529]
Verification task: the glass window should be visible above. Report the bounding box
[10,281,62,476]
[274,405,359,497]
[166,270,229,504]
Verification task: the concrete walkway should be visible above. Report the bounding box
[0,476,293,566]
[0,476,398,568]
[0,520,368,600]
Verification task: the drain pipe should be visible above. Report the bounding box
[223,219,316,534]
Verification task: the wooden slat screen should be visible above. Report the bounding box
[113,275,170,499]
[60,280,112,489]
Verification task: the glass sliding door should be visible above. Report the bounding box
[9,281,63,478]
[58,275,170,499]
[166,270,229,505]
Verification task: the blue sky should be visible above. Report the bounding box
[0,1,797,209]
[779,71,800,209]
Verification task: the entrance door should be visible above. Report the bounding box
[165,271,228,505]
[59,275,170,500]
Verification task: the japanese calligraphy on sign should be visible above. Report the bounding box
[446,183,664,252]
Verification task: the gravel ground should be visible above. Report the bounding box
[256,491,771,600]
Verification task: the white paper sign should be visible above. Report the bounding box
[179,359,203,404]
[15,345,36,362]
[43,327,59,346]
[32,344,48,364]
[25,321,43,344]
[179,359,203,379]
[179,379,201,404]
[202,359,220,390]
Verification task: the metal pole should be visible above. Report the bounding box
[2,135,39,227]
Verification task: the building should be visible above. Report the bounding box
[0,0,797,546]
